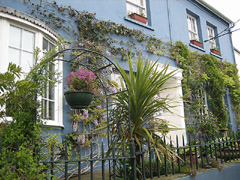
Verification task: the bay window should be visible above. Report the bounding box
[0,11,63,127]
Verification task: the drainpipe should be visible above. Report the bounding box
[166,0,172,41]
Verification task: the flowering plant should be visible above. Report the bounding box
[66,69,97,92]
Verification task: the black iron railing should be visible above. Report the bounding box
[40,133,240,180]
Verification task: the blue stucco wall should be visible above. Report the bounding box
[175,163,240,180]
[0,0,237,138]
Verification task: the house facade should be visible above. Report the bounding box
[0,0,237,144]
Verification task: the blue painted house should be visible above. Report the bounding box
[0,0,237,145]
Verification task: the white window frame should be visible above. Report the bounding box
[207,25,217,49]
[0,12,63,127]
[126,0,147,17]
[8,25,35,75]
[187,14,199,41]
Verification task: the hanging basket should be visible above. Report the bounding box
[64,91,94,109]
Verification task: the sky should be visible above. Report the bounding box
[203,0,240,50]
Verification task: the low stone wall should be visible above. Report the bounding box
[175,163,240,180]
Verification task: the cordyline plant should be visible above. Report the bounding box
[66,68,97,92]
[97,54,179,178]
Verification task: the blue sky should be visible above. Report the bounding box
[204,0,240,49]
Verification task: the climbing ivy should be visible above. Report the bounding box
[29,1,167,62]
[171,41,240,137]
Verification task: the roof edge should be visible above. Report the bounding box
[0,6,59,38]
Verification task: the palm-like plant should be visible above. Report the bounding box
[111,54,178,161]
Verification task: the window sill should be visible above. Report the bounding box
[189,43,206,52]
[124,16,154,31]
[210,52,222,59]
[0,117,64,128]
[42,120,64,129]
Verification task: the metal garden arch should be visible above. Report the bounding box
[49,48,137,180]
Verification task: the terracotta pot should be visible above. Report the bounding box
[190,40,202,48]
[210,49,220,55]
[129,13,148,24]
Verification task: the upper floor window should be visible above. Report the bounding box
[207,24,220,55]
[126,0,146,16]
[126,0,148,24]
[207,26,216,49]
[187,14,199,41]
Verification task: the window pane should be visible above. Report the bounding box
[126,0,146,15]
[49,84,55,100]
[42,38,48,51]
[21,51,33,72]
[49,42,54,51]
[9,26,21,48]
[8,48,20,65]
[49,101,55,120]
[22,30,35,52]
[41,99,47,119]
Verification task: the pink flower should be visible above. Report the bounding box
[89,77,93,83]
[94,120,98,126]
[99,89,104,96]
[109,87,117,93]
[73,122,78,132]
[83,109,88,118]
[77,134,85,144]
[105,82,110,88]
[65,68,96,91]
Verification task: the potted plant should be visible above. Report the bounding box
[190,39,202,48]
[64,68,97,109]
[210,46,220,55]
[129,12,148,24]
